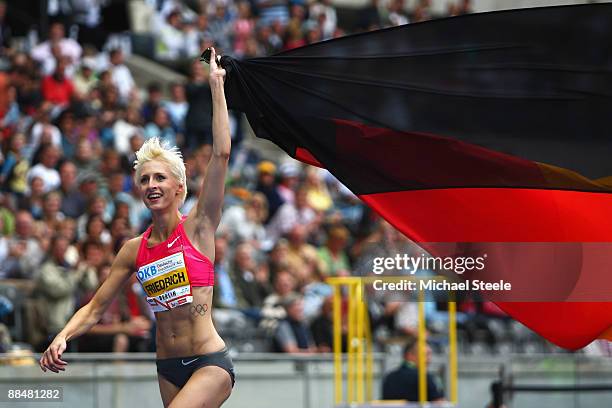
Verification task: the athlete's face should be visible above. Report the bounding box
[138,160,183,210]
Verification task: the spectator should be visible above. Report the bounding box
[304,166,332,212]
[141,82,163,123]
[41,56,76,108]
[155,9,187,60]
[40,190,65,230]
[33,234,98,351]
[277,162,299,204]
[30,22,82,66]
[58,160,86,218]
[382,338,445,402]
[208,0,235,53]
[184,58,213,149]
[273,293,316,353]
[266,186,317,248]
[29,102,62,150]
[257,0,290,27]
[0,133,29,196]
[26,144,61,193]
[259,268,297,334]
[285,224,320,280]
[318,225,351,277]
[219,191,268,247]
[113,107,144,156]
[1,210,44,279]
[309,0,337,39]
[230,242,269,314]
[109,48,135,103]
[233,1,256,57]
[387,0,409,26]
[144,106,177,147]
[255,160,284,221]
[163,82,188,134]
[310,295,338,352]
[73,57,98,96]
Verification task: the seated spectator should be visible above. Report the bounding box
[301,255,333,320]
[266,186,317,246]
[273,293,316,353]
[382,338,445,402]
[40,191,65,231]
[29,102,62,151]
[144,106,177,147]
[184,60,213,149]
[317,225,351,277]
[41,56,75,109]
[30,22,82,66]
[233,1,256,57]
[386,0,409,26]
[78,263,151,352]
[77,194,111,240]
[219,192,268,248]
[58,160,87,218]
[73,57,98,96]
[0,133,29,197]
[277,162,299,204]
[257,0,290,27]
[309,0,337,39]
[310,295,340,352]
[109,48,135,103]
[260,268,297,334]
[26,144,61,193]
[208,0,234,54]
[19,176,45,219]
[163,82,188,134]
[255,160,284,222]
[33,234,98,351]
[142,82,163,123]
[230,242,270,317]
[113,107,144,156]
[304,166,332,212]
[285,224,320,279]
[155,9,188,60]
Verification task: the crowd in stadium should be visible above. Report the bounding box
[0,0,554,357]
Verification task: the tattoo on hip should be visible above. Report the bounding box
[190,303,209,317]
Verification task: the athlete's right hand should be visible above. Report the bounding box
[39,336,68,373]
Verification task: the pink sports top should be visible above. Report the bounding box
[135,216,214,313]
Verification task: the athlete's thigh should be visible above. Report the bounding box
[168,366,233,408]
[158,374,180,408]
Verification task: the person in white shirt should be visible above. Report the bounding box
[26,145,61,194]
[31,22,82,66]
[156,10,187,60]
[109,48,135,103]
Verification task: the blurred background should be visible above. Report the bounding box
[0,0,611,407]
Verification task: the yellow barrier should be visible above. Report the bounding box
[327,276,458,407]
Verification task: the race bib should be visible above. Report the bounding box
[137,252,193,312]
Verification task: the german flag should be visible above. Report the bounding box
[221,4,612,349]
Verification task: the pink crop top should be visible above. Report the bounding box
[135,216,214,313]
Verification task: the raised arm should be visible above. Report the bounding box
[186,48,231,234]
[39,238,139,373]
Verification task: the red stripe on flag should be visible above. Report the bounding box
[359,189,612,242]
[295,147,323,167]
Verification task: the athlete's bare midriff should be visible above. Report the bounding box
[154,286,225,358]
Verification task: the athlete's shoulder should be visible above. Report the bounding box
[115,236,143,265]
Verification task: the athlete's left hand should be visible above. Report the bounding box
[208,47,226,88]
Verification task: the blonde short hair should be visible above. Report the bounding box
[133,137,187,204]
